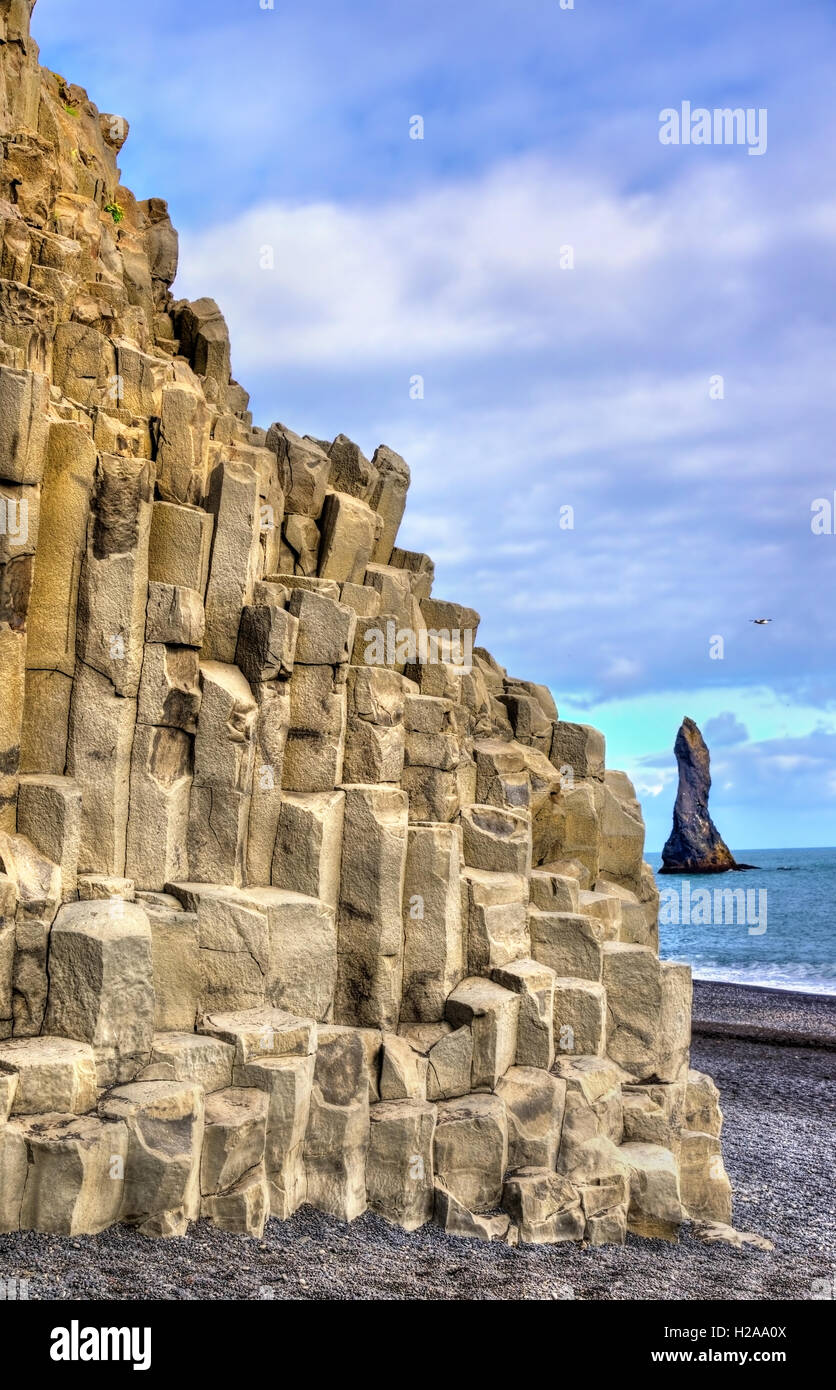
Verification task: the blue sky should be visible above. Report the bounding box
[32,0,836,849]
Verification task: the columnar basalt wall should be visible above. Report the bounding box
[0,0,732,1244]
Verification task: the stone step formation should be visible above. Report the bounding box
[0,0,731,1245]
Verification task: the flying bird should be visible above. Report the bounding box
[750,618,773,625]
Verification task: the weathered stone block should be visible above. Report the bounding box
[271,790,344,908]
[66,662,136,877]
[550,722,605,780]
[197,1003,316,1066]
[22,420,96,690]
[679,1128,732,1223]
[141,1030,234,1093]
[473,739,529,812]
[14,1113,129,1236]
[201,1164,270,1237]
[15,773,81,901]
[398,1021,473,1101]
[502,1169,584,1244]
[266,424,330,517]
[100,1080,205,1234]
[177,297,231,404]
[233,1051,314,1218]
[282,663,346,792]
[496,1065,566,1171]
[125,724,192,890]
[620,1141,683,1241]
[685,1068,724,1138]
[446,976,520,1090]
[658,958,692,1083]
[530,908,609,982]
[400,764,461,823]
[145,582,205,647]
[287,585,356,665]
[602,942,656,1064]
[460,804,531,876]
[200,1086,268,1195]
[367,1098,435,1230]
[344,717,405,784]
[245,680,290,886]
[622,1080,686,1152]
[44,898,155,1087]
[462,866,529,975]
[144,909,200,1036]
[335,785,408,1030]
[0,623,24,832]
[196,894,267,1014]
[202,459,261,662]
[433,1182,510,1242]
[379,1033,428,1100]
[492,958,555,1069]
[553,1055,625,1182]
[389,548,434,601]
[367,445,410,564]
[0,1062,17,1120]
[401,822,465,1023]
[0,831,61,1036]
[75,453,153,698]
[534,783,600,881]
[318,490,378,584]
[148,500,213,592]
[239,887,338,1021]
[193,662,257,792]
[235,603,297,685]
[552,977,606,1058]
[433,1092,507,1212]
[597,778,645,894]
[304,1030,369,1220]
[0,364,49,484]
[528,868,580,914]
[0,1035,97,1114]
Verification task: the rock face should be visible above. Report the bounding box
[660,719,751,874]
[0,1,731,1245]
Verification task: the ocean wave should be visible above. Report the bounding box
[688,962,836,996]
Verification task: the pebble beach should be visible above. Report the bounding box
[1,979,832,1302]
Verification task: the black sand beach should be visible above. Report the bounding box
[1,980,832,1301]
[692,978,836,1048]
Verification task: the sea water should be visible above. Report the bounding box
[647,847,836,995]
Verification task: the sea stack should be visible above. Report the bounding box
[660,718,751,874]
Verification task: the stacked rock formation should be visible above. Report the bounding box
[0,0,732,1244]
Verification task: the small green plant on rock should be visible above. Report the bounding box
[104,200,125,225]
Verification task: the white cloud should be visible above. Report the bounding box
[176,155,836,375]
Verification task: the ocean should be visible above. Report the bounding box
[646,847,836,996]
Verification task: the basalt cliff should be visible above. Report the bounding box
[0,0,731,1246]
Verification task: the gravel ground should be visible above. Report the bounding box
[692,978,836,1046]
[1,983,833,1302]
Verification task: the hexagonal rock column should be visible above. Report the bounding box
[303,1029,370,1221]
[199,1086,270,1238]
[401,821,465,1024]
[335,785,408,1030]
